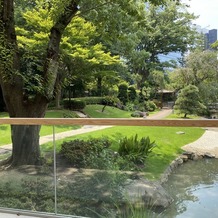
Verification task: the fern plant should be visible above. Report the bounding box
[118,134,156,165]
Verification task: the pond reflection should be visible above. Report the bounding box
[162,158,218,218]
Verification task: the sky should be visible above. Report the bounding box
[182,0,218,30]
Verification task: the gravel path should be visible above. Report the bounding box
[0,109,172,154]
[182,128,218,157]
[1,109,217,157]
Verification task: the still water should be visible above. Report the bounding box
[161,158,218,218]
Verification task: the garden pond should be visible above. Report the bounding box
[160,158,218,217]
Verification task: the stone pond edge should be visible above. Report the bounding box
[124,151,216,211]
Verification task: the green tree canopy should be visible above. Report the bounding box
[0,0,175,167]
[173,85,206,117]
[170,50,218,106]
[127,0,199,83]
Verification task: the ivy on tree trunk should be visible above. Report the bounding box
[0,0,78,167]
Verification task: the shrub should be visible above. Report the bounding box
[131,111,148,117]
[153,99,162,108]
[77,97,105,105]
[118,134,156,165]
[102,96,119,106]
[125,102,135,112]
[136,103,147,112]
[144,100,157,112]
[0,178,54,212]
[101,96,121,112]
[63,99,86,110]
[60,138,116,169]
[174,85,206,118]
[63,111,79,118]
[131,111,141,117]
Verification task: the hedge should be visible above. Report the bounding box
[63,99,86,110]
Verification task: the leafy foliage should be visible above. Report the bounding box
[60,134,157,172]
[168,49,218,116]
[60,137,114,169]
[63,99,86,110]
[14,3,120,99]
[0,178,54,212]
[144,100,157,112]
[118,83,129,105]
[211,40,218,50]
[118,134,156,165]
[173,85,206,117]
[101,96,120,111]
[127,0,199,82]
[170,50,218,88]
[128,86,137,102]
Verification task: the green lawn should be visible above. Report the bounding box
[0,107,205,180]
[83,104,133,118]
[166,110,201,119]
[41,125,204,179]
[83,104,159,118]
[0,110,80,145]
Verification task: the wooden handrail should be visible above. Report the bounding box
[0,118,217,127]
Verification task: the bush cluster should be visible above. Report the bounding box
[60,134,156,171]
[63,99,86,110]
[60,138,115,169]
[131,111,148,117]
[144,100,157,112]
[75,97,105,105]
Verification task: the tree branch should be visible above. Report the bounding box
[42,0,78,99]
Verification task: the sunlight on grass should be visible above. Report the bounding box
[0,124,11,145]
[41,125,205,179]
[83,104,133,118]
[83,104,160,118]
[0,109,206,180]
[166,110,200,119]
[0,112,9,118]
[0,110,80,145]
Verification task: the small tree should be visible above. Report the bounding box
[174,85,206,118]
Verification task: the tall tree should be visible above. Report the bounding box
[170,50,218,106]
[128,0,199,83]
[0,0,79,167]
[0,0,171,167]
[211,40,218,50]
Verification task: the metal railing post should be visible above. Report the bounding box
[53,125,57,214]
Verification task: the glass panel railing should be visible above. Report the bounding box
[0,124,55,215]
[0,119,217,217]
[55,125,125,217]
[53,125,208,217]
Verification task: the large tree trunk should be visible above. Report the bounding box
[10,125,41,166]
[0,0,78,168]
[1,98,48,167]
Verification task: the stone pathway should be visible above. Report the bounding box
[3,109,217,157]
[0,109,172,154]
[182,127,218,157]
[147,108,172,119]
[0,125,113,154]
[0,212,39,218]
